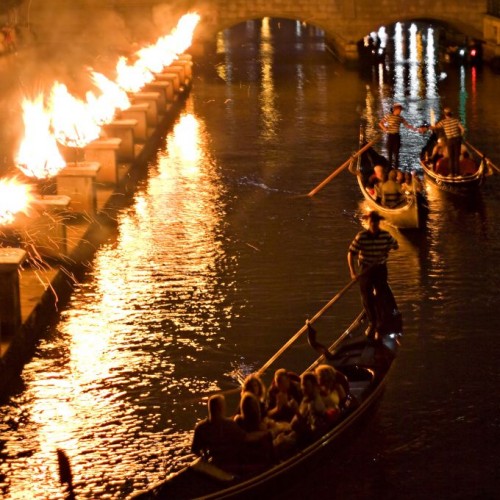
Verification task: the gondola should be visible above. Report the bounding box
[419,133,488,194]
[131,299,403,500]
[349,138,425,230]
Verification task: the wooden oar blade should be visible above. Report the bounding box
[465,140,500,175]
[307,139,377,197]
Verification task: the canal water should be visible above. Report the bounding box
[1,18,499,500]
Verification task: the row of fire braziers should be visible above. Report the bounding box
[0,54,193,340]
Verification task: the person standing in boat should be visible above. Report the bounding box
[347,211,399,339]
[378,103,420,169]
[429,107,465,176]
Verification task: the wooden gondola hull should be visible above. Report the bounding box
[352,145,425,229]
[356,174,421,229]
[132,315,402,500]
[419,134,487,194]
[420,159,485,193]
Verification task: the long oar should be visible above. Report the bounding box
[464,140,500,174]
[255,276,359,376]
[307,140,376,197]
[195,276,362,402]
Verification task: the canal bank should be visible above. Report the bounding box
[0,64,193,401]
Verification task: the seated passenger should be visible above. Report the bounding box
[367,165,386,186]
[315,364,352,412]
[235,391,266,432]
[366,177,379,200]
[267,369,302,423]
[366,165,386,201]
[435,156,450,176]
[380,169,404,207]
[191,394,270,469]
[401,170,423,194]
[401,171,414,193]
[315,365,341,423]
[395,169,404,184]
[290,372,328,445]
[430,137,447,165]
[234,392,274,464]
[459,151,477,175]
[242,373,268,418]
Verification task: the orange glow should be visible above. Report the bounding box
[88,71,131,124]
[116,13,200,90]
[115,55,155,93]
[171,114,201,166]
[14,12,200,175]
[15,95,66,179]
[50,82,101,148]
[0,177,35,225]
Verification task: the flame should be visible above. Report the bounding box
[88,72,131,124]
[0,177,35,225]
[15,95,66,179]
[115,56,155,93]
[14,12,200,173]
[50,82,102,148]
[116,13,200,90]
[172,13,201,54]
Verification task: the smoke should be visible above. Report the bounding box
[12,2,195,90]
[0,2,193,171]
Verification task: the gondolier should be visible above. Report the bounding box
[429,108,465,177]
[347,211,399,339]
[378,103,420,169]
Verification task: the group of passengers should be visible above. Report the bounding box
[425,138,478,176]
[366,165,423,208]
[191,365,354,472]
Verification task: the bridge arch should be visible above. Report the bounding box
[190,0,486,61]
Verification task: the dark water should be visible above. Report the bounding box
[1,18,500,499]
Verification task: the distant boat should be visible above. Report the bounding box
[349,133,426,229]
[419,133,488,194]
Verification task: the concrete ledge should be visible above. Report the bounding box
[121,104,149,142]
[131,92,161,126]
[84,138,122,184]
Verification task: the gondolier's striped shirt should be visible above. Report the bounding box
[435,117,463,139]
[349,230,398,266]
[382,114,408,134]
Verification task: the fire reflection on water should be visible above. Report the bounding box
[259,18,279,141]
[1,107,235,498]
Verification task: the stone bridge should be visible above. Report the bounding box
[188,0,488,60]
[24,1,494,61]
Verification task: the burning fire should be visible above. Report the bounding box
[115,56,156,93]
[13,12,200,181]
[89,72,131,122]
[116,12,200,92]
[15,95,67,179]
[50,82,102,148]
[0,177,35,225]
